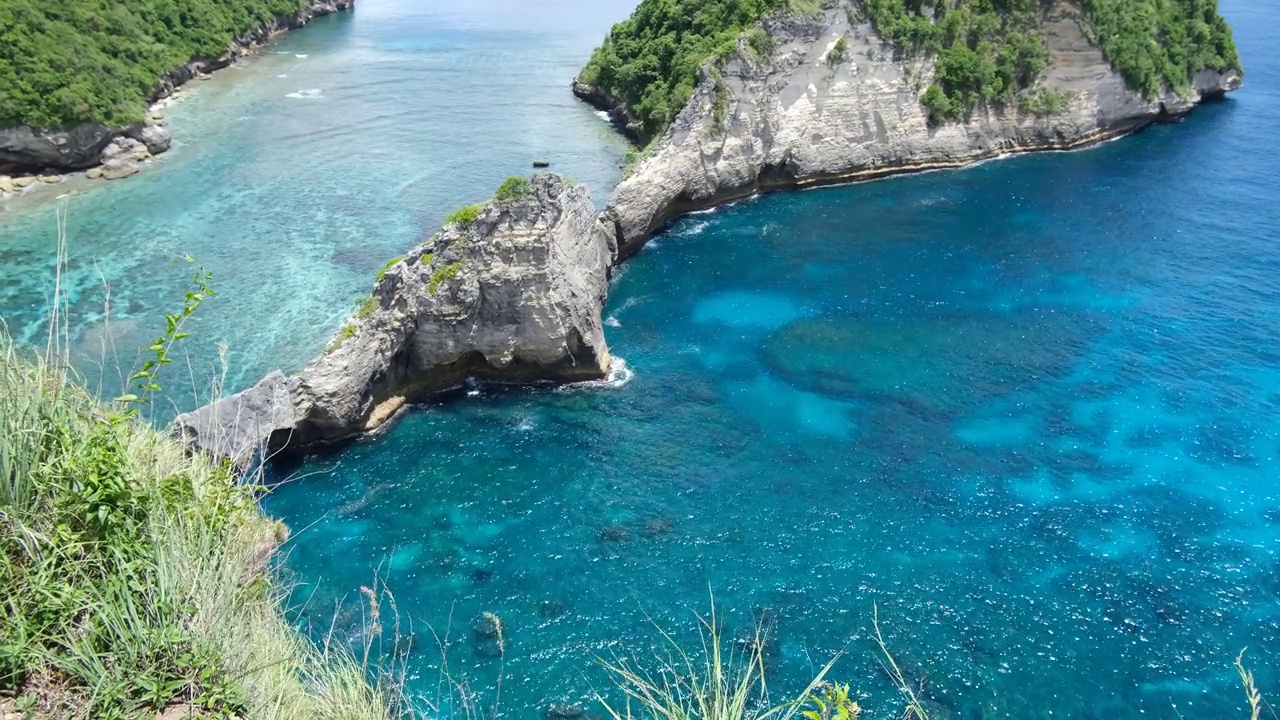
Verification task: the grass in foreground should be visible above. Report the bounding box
[0,335,406,719]
[596,597,873,720]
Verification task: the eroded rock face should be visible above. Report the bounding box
[173,370,304,468]
[175,174,616,462]
[600,0,1242,253]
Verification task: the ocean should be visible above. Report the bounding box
[4,0,1279,717]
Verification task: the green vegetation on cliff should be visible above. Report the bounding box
[582,0,1239,133]
[577,0,796,141]
[1081,0,1240,98]
[0,0,313,128]
[864,0,1239,122]
[0,338,403,717]
[862,0,1051,123]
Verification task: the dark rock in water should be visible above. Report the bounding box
[598,525,631,543]
[127,298,145,314]
[533,160,551,168]
[545,705,587,720]
[175,174,618,465]
[540,600,567,618]
[641,517,673,539]
[472,568,494,584]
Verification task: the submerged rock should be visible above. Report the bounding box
[760,315,1089,410]
[176,174,616,463]
[101,157,140,180]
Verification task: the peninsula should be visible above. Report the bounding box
[575,0,1242,250]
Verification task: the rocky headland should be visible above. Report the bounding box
[0,0,354,193]
[584,0,1242,254]
[175,174,616,464]
[177,0,1244,462]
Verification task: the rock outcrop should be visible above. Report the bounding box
[594,0,1242,255]
[175,174,616,463]
[0,0,353,175]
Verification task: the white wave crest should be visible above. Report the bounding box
[558,356,634,392]
[682,220,709,236]
[285,88,323,99]
[604,316,621,328]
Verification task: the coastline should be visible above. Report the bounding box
[604,111,1179,260]
[595,1,1243,254]
[0,0,355,194]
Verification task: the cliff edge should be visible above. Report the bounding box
[175,174,616,463]
[587,0,1242,252]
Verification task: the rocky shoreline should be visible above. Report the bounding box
[591,0,1242,253]
[175,0,1242,463]
[0,0,354,194]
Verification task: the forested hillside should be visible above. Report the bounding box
[576,0,797,141]
[0,0,310,129]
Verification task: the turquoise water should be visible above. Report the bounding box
[263,2,1280,717]
[0,0,631,406]
[4,0,1280,717]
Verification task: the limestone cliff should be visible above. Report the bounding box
[175,174,616,464]
[592,1,1242,253]
[0,0,354,176]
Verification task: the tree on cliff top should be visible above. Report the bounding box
[0,0,313,129]
[577,0,790,142]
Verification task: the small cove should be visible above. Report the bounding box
[3,0,1279,717]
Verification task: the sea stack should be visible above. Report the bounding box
[175,173,617,463]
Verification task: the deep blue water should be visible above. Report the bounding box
[5,0,1280,718]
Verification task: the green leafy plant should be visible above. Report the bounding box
[446,203,485,226]
[1019,87,1067,116]
[710,72,731,134]
[0,0,334,128]
[118,256,213,408]
[595,595,842,720]
[826,37,849,65]
[375,256,405,281]
[1081,0,1240,98]
[428,261,465,296]
[356,295,379,320]
[495,175,531,201]
[327,323,357,354]
[578,0,806,142]
[745,28,774,60]
[421,252,435,265]
[1,326,410,718]
[800,683,861,720]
